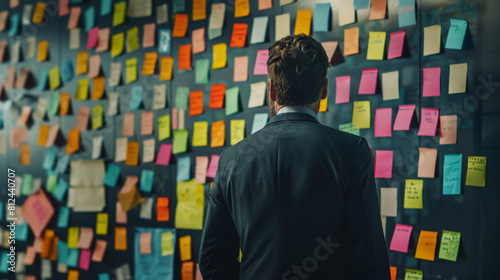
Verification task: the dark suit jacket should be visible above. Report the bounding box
[199,112,391,280]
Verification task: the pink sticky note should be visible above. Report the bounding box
[390,223,413,253]
[393,105,415,131]
[418,108,439,136]
[59,0,69,16]
[78,249,91,270]
[86,27,99,50]
[21,189,55,237]
[321,41,339,63]
[116,201,127,223]
[388,30,405,60]
[172,108,178,130]
[335,75,351,104]
[253,49,269,75]
[375,150,393,178]
[192,28,206,54]
[140,232,152,254]
[423,67,441,97]
[156,143,172,165]
[206,155,220,178]
[77,227,94,249]
[358,68,378,94]
[374,108,392,137]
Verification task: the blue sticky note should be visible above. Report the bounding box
[173,0,185,14]
[43,147,58,171]
[443,154,462,195]
[251,113,269,134]
[101,0,112,16]
[8,14,19,38]
[445,19,468,50]
[354,0,370,10]
[55,155,70,174]
[16,223,28,242]
[398,0,416,28]
[66,248,79,267]
[99,274,110,280]
[61,58,75,82]
[175,87,189,110]
[0,253,9,273]
[57,241,68,264]
[158,29,172,54]
[57,206,71,227]
[313,3,331,32]
[176,156,191,182]
[104,164,121,187]
[130,85,143,109]
[140,170,155,193]
[38,70,49,91]
[53,178,69,201]
[84,6,95,32]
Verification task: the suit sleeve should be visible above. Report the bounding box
[199,154,240,279]
[345,138,391,280]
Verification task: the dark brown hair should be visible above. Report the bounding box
[267,34,329,106]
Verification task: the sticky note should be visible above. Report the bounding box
[313,3,331,32]
[160,57,174,81]
[321,41,339,63]
[142,52,158,75]
[374,108,392,137]
[248,82,266,108]
[443,154,462,195]
[375,150,393,178]
[404,269,422,280]
[381,71,399,100]
[398,0,416,28]
[115,227,127,250]
[369,0,387,20]
[390,267,397,280]
[234,56,248,82]
[37,40,48,62]
[175,179,204,230]
[126,27,140,53]
[140,111,154,135]
[393,105,415,131]
[91,77,105,100]
[177,156,191,182]
[66,129,80,155]
[115,138,128,162]
[122,113,135,137]
[344,27,359,56]
[112,2,126,26]
[61,59,74,83]
[49,66,61,90]
[143,23,156,48]
[208,84,226,109]
[138,170,154,193]
[192,28,205,54]
[390,223,412,253]
[211,121,225,148]
[159,29,172,54]
[84,6,94,32]
[230,120,245,146]
[195,59,210,84]
[387,30,405,59]
[8,13,19,38]
[357,69,378,94]
[161,232,174,256]
[380,188,397,217]
[275,13,290,41]
[57,206,70,228]
[445,19,468,50]
[294,9,313,36]
[335,76,350,104]
[158,114,171,141]
[206,155,220,178]
[142,139,155,163]
[418,148,438,178]
[423,25,441,56]
[175,87,190,110]
[352,101,370,129]
[92,104,103,130]
[254,49,269,75]
[172,14,188,37]
[125,57,138,84]
[465,156,486,187]
[212,43,227,69]
[86,27,99,50]
[235,0,250,18]
[195,156,209,184]
[208,3,225,39]
[103,164,120,187]
[111,33,124,57]
[92,240,107,262]
[250,16,268,44]
[339,0,355,26]
[139,232,152,255]
[189,91,203,116]
[179,235,192,261]
[125,142,139,166]
[439,115,457,145]
[259,0,272,10]
[404,179,423,209]
[438,230,461,261]
[449,63,467,94]
[415,230,438,261]
[367,32,386,60]
[417,108,439,136]
[193,122,208,147]
[68,227,80,248]
[423,67,441,97]
[230,23,248,48]
[157,197,170,221]
[173,129,189,154]
[178,44,192,70]
[96,213,108,235]
[225,87,239,116]
[101,0,111,16]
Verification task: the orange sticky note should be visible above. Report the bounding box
[344,27,359,56]
[32,2,46,24]
[209,84,226,108]
[122,112,135,136]
[179,236,192,261]
[143,23,156,48]
[160,56,174,81]
[235,0,250,18]
[439,115,457,145]
[259,0,272,10]
[390,267,397,280]
[20,145,30,165]
[66,128,80,154]
[115,227,127,251]
[37,40,48,62]
[172,14,189,37]
[178,44,192,70]
[125,142,139,166]
[68,270,79,280]
[37,124,49,146]
[91,240,107,262]
[142,52,158,75]
[50,236,59,261]
[140,232,152,254]
[294,10,313,36]
[415,230,438,261]
[91,76,105,100]
[211,120,225,148]
[60,93,71,115]
[418,147,437,178]
[193,0,207,21]
[190,91,204,116]
[157,197,170,221]
[76,52,88,75]
[369,0,387,20]
[41,229,55,258]
[68,7,81,29]
[182,261,194,280]
[230,23,248,48]
[141,111,154,135]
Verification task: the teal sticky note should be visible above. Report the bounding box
[61,58,74,83]
[66,248,79,267]
[104,164,121,187]
[176,156,191,182]
[130,85,143,109]
[22,174,33,196]
[99,273,110,280]
[85,6,95,32]
[313,3,331,32]
[251,113,269,134]
[173,0,185,14]
[0,253,8,273]
[398,0,416,28]
[195,59,210,84]
[354,0,370,9]
[158,29,172,54]
[57,241,68,264]
[53,177,69,202]
[443,154,462,195]
[8,14,19,38]
[46,173,58,193]
[48,93,60,116]
[445,19,468,50]
[225,86,239,116]
[38,70,49,91]
[175,87,190,110]
[43,147,58,170]
[101,0,112,16]
[57,206,71,228]
[17,223,28,242]
[55,155,70,174]
[140,170,155,192]
[0,110,3,129]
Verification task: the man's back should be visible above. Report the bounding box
[200,113,391,279]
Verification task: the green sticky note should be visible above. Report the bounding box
[113,1,127,27]
[49,93,60,116]
[49,66,61,90]
[175,87,190,110]
[195,59,210,84]
[126,27,140,53]
[46,173,58,193]
[438,230,461,261]
[225,86,239,116]
[22,174,33,196]
[92,104,103,130]
[172,129,189,154]
[465,156,486,187]
[173,0,185,14]
[339,123,360,136]
[404,268,423,280]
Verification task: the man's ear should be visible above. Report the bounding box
[320,79,328,100]
[269,79,276,102]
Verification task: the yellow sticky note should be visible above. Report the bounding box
[404,269,423,280]
[367,32,386,60]
[96,213,108,235]
[160,56,174,81]
[230,119,245,146]
[67,227,80,248]
[423,24,441,56]
[37,40,48,62]
[37,124,49,146]
[352,101,370,129]
[49,66,61,90]
[175,179,204,230]
[76,52,88,75]
[211,120,225,148]
[415,230,438,261]
[235,0,250,18]
[126,27,140,53]
[92,104,103,130]
[212,43,227,69]
[294,9,313,36]
[158,114,171,141]
[465,156,486,187]
[75,79,89,100]
[32,2,46,24]
[161,232,174,256]
[142,52,158,75]
[404,179,423,209]
[113,1,127,27]
[448,63,467,94]
[111,33,124,57]
[126,57,138,84]
[192,0,207,21]
[192,122,208,147]
[319,97,328,112]
[179,235,192,261]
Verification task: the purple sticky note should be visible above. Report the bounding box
[418,108,439,136]
[390,223,413,253]
[156,143,172,165]
[78,249,91,270]
[375,150,393,178]
[393,105,415,131]
[86,27,99,50]
[387,30,405,60]
[253,49,269,75]
[358,68,378,94]
[335,75,351,104]
[422,67,441,97]
[206,154,220,178]
[375,108,392,137]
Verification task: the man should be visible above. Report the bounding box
[199,34,390,280]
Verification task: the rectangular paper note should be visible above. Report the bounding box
[339,0,355,26]
[445,19,468,50]
[375,150,393,179]
[234,56,248,82]
[390,223,412,253]
[367,32,386,60]
[359,69,378,94]
[352,101,370,129]
[438,230,461,261]
[439,115,457,145]
[393,105,415,131]
[335,76,351,104]
[404,179,423,209]
[449,63,467,94]
[380,188,397,217]
[192,122,208,147]
[230,120,245,145]
[465,156,486,187]
[374,108,392,137]
[418,108,439,136]
[250,16,268,44]
[275,13,290,41]
[423,67,441,97]
[423,25,441,56]
[313,3,331,32]
[443,154,462,195]
[382,71,399,101]
[248,82,266,108]
[369,0,387,20]
[415,231,438,261]
[344,27,359,56]
[254,50,269,75]
[211,121,225,148]
[387,30,405,59]
[294,10,312,36]
[418,148,437,178]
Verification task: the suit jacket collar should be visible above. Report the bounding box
[267,112,319,125]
